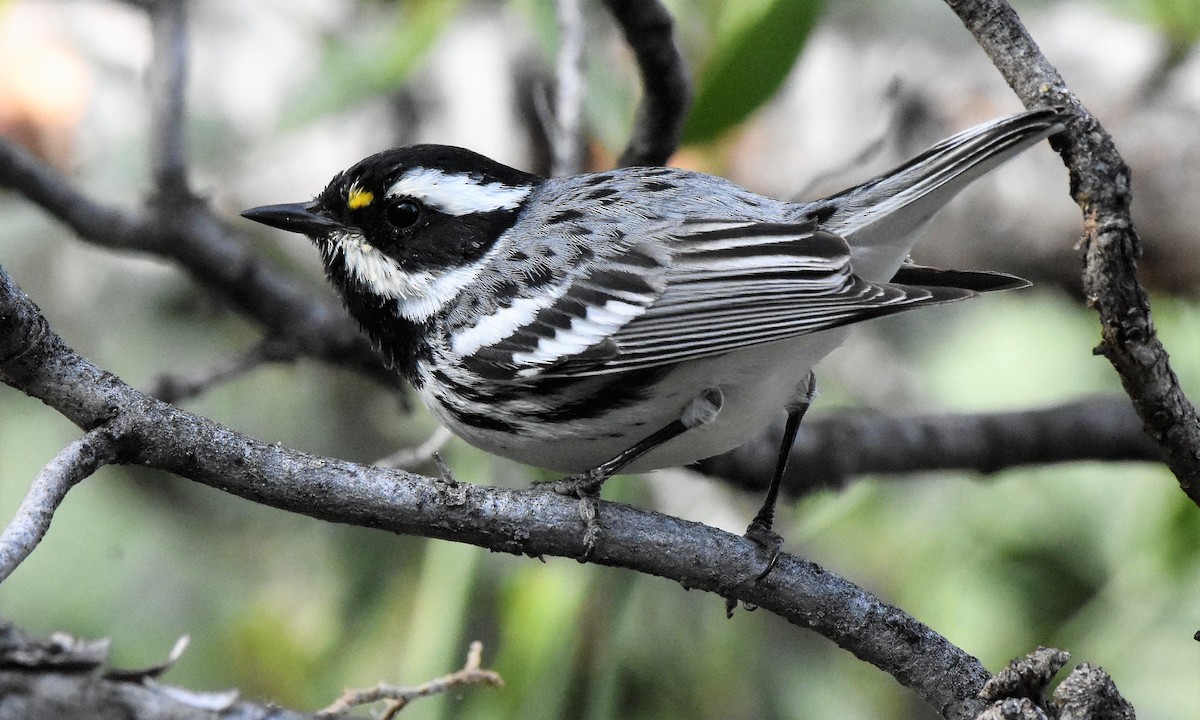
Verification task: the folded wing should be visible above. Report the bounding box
[460,219,986,380]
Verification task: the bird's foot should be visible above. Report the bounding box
[744,521,784,581]
[534,466,609,498]
[724,521,785,617]
[533,468,610,560]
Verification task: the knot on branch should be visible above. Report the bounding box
[980,647,1070,705]
[0,621,110,672]
[974,647,1133,720]
[0,269,50,371]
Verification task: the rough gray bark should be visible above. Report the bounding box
[0,0,1160,717]
[0,264,995,718]
[944,0,1200,505]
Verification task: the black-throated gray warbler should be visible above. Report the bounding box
[243,108,1065,559]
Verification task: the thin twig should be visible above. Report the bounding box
[103,635,191,681]
[148,0,191,199]
[375,426,455,470]
[0,428,117,583]
[318,641,502,718]
[0,138,147,247]
[551,0,587,177]
[699,397,1160,498]
[146,338,298,404]
[943,0,1200,504]
[601,0,691,166]
[792,80,905,200]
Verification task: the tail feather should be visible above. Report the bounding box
[804,108,1068,281]
[890,263,1031,292]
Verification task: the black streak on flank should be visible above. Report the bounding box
[492,279,522,304]
[445,406,520,433]
[432,368,521,406]
[532,366,671,422]
[809,204,837,224]
[586,187,618,201]
[618,249,662,269]
[550,208,586,223]
[526,263,556,287]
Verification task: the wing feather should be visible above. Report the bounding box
[457,219,974,380]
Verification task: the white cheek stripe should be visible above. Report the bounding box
[398,263,484,322]
[333,230,488,322]
[387,168,532,216]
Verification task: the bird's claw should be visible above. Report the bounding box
[724,522,786,617]
[744,521,784,582]
[533,469,610,560]
[533,467,607,498]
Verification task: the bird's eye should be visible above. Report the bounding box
[385,198,422,230]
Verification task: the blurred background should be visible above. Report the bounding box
[2,0,1200,717]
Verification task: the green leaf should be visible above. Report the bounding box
[682,0,824,145]
[281,0,463,129]
[1147,0,1200,48]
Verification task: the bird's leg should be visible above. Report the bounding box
[542,419,686,497]
[538,388,724,554]
[543,387,725,498]
[745,372,816,580]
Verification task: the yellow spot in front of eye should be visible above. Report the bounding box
[347,185,374,210]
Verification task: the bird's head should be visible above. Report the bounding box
[242,144,542,321]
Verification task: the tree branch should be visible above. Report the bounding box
[943,0,1200,504]
[147,0,191,198]
[145,337,298,404]
[972,648,1134,720]
[0,622,313,720]
[0,265,993,720]
[318,641,502,718]
[0,620,1134,720]
[701,397,1161,497]
[0,429,117,583]
[0,138,393,386]
[551,0,587,176]
[601,0,691,166]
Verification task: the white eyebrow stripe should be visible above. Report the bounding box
[387,168,532,216]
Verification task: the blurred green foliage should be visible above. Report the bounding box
[681,0,823,144]
[1117,0,1200,49]
[288,0,823,157]
[3,2,1200,720]
[282,0,464,129]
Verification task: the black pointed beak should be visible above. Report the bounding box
[241,202,345,237]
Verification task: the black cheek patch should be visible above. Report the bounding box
[397,207,524,271]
